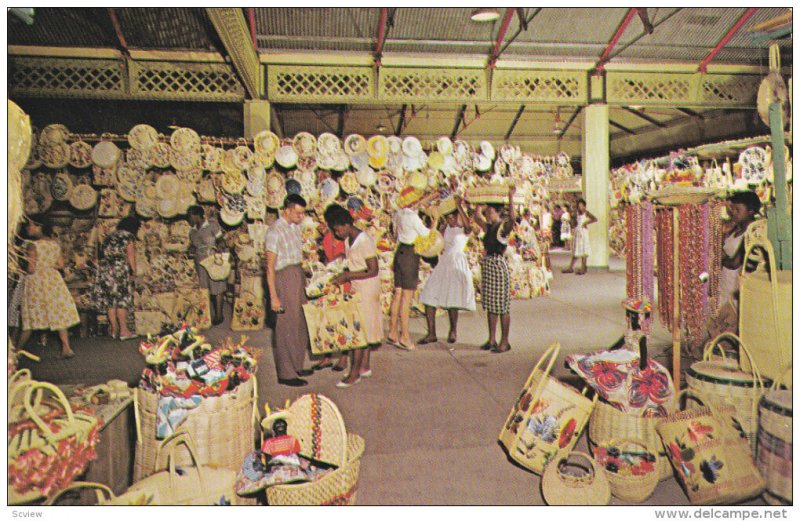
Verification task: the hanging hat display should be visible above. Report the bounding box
[356,165,377,187]
[320,177,340,202]
[254,130,280,156]
[128,124,159,152]
[170,127,200,152]
[344,134,367,157]
[292,132,317,158]
[339,171,360,194]
[68,140,93,169]
[275,145,299,169]
[41,142,70,169]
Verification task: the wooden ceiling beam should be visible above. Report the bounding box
[337,105,347,138]
[676,107,705,120]
[106,8,130,56]
[504,105,525,141]
[451,104,467,139]
[396,103,407,136]
[206,8,261,99]
[560,106,583,135]
[621,106,666,128]
[609,119,636,135]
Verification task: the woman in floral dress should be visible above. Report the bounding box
[18,214,80,358]
[91,216,141,340]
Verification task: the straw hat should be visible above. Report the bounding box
[69,184,97,211]
[316,149,336,171]
[397,186,425,209]
[157,197,179,219]
[170,145,202,171]
[297,156,317,173]
[126,147,151,170]
[245,194,266,220]
[403,153,424,172]
[285,178,302,195]
[170,127,200,151]
[387,136,403,154]
[344,134,367,156]
[155,173,180,199]
[350,151,369,171]
[147,142,172,169]
[275,145,298,169]
[356,165,377,187]
[232,144,253,170]
[480,141,496,161]
[220,204,246,225]
[41,142,70,169]
[320,178,340,202]
[222,170,247,195]
[39,124,69,147]
[367,135,389,158]
[339,171,360,194]
[51,171,73,201]
[427,151,445,171]
[414,229,444,257]
[293,132,317,158]
[265,187,287,210]
[473,153,492,173]
[254,130,280,156]
[69,140,93,169]
[368,154,387,169]
[266,170,285,194]
[437,137,454,156]
[90,141,121,168]
[252,150,275,169]
[402,136,423,158]
[408,170,428,191]
[332,150,350,171]
[317,132,341,154]
[128,124,159,152]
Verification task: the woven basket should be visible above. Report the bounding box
[267,433,365,505]
[541,451,610,505]
[127,432,247,505]
[649,185,714,206]
[465,185,525,205]
[588,399,673,481]
[594,438,659,503]
[133,376,258,481]
[757,367,792,505]
[655,389,765,505]
[686,333,766,454]
[44,481,161,506]
[499,342,597,475]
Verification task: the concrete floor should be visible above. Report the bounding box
[18,250,768,506]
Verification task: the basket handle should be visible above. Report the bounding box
[609,437,660,465]
[673,388,733,435]
[44,482,115,505]
[556,451,599,486]
[524,342,562,410]
[22,382,75,442]
[155,431,209,501]
[770,365,793,391]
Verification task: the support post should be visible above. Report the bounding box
[582,103,610,269]
[244,100,271,139]
[672,210,681,391]
[767,102,792,269]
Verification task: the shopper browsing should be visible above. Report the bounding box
[324,204,382,388]
[562,198,597,275]
[17,214,80,358]
[418,196,476,345]
[265,194,314,387]
[472,185,516,353]
[311,224,349,373]
[187,205,227,325]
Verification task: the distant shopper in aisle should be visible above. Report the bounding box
[18,214,80,358]
[387,191,434,351]
[91,216,141,340]
[563,198,597,275]
[324,204,382,388]
[418,196,476,345]
[472,186,516,353]
[187,205,227,325]
[552,204,564,248]
[560,205,572,252]
[265,194,314,387]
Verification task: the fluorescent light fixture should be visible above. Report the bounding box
[9,8,35,25]
[470,8,500,22]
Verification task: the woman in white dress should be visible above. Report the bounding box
[563,198,597,275]
[418,197,476,344]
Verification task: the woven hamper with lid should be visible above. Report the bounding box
[757,368,792,505]
[133,376,258,481]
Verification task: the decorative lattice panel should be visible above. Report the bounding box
[9,56,126,99]
[130,60,245,102]
[267,65,374,102]
[491,69,587,104]
[698,74,760,107]
[379,67,487,102]
[607,72,700,106]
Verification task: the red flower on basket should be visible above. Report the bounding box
[558,418,577,449]
[668,441,696,478]
[628,368,671,408]
[686,421,714,443]
[578,360,626,392]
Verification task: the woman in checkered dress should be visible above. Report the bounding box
[472,185,516,353]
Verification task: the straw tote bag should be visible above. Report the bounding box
[655,390,765,505]
[499,342,598,475]
[231,290,266,331]
[199,252,232,281]
[126,432,246,505]
[738,230,792,387]
[303,293,369,355]
[541,451,610,505]
[44,481,161,506]
[757,367,792,505]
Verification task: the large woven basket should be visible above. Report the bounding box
[593,438,659,503]
[133,376,258,481]
[588,399,674,481]
[266,433,365,505]
[757,368,792,505]
[686,333,766,454]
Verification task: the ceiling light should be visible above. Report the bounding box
[376,122,387,132]
[470,8,500,22]
[628,105,645,111]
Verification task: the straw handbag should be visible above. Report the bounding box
[303,294,368,355]
[541,451,610,505]
[133,376,259,481]
[738,231,792,387]
[499,342,598,475]
[588,399,674,481]
[44,481,160,506]
[200,252,232,281]
[592,438,659,503]
[757,367,792,505]
[8,380,102,504]
[655,390,765,505]
[231,290,266,331]
[266,394,364,505]
[127,432,245,505]
[686,333,766,454]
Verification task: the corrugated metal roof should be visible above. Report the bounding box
[8,7,116,48]
[115,8,217,50]
[255,7,377,52]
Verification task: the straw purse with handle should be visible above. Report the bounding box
[541,451,610,505]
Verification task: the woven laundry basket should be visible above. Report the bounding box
[133,376,258,481]
[588,399,674,481]
[757,368,792,505]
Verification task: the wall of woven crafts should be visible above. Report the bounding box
[18,123,585,334]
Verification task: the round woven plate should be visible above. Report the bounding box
[252,150,275,169]
[155,173,180,199]
[116,165,145,202]
[293,132,317,158]
[92,141,121,168]
[41,142,70,169]
[254,130,280,156]
[317,132,341,155]
[129,124,159,151]
[170,145,201,171]
[147,142,171,169]
[201,144,224,172]
[68,141,93,169]
[40,124,70,146]
[170,127,200,151]
[275,145,298,169]
[339,171,360,194]
[233,145,254,170]
[222,171,247,195]
[51,172,73,201]
[69,184,98,210]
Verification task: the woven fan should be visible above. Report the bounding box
[757,44,789,127]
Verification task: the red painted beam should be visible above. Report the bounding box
[374,7,389,67]
[488,8,515,68]
[697,8,757,73]
[248,8,257,50]
[107,8,129,55]
[595,8,638,72]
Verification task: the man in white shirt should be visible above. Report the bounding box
[265,194,313,387]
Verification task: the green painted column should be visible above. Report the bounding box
[582,103,610,269]
[244,100,271,139]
